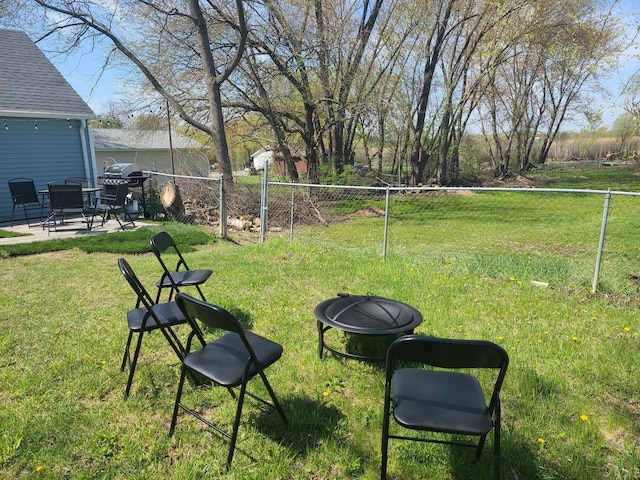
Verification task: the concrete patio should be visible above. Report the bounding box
[0,217,153,245]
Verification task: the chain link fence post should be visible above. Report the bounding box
[260,162,269,243]
[383,187,390,260]
[592,189,611,293]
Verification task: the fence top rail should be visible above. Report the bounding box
[267,181,640,197]
[145,170,221,182]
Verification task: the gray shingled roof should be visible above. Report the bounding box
[0,29,95,119]
[91,129,207,151]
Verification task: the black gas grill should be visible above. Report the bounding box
[101,163,149,187]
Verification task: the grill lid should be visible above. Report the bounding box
[104,163,140,178]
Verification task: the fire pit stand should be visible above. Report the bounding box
[314,293,423,361]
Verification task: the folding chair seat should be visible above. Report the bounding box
[117,258,197,398]
[150,231,212,303]
[381,335,509,480]
[170,292,288,470]
[8,178,45,227]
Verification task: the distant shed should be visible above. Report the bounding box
[92,129,210,176]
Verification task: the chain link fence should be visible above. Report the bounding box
[143,171,262,238]
[140,171,640,294]
[263,182,640,294]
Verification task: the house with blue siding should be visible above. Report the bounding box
[0,29,96,224]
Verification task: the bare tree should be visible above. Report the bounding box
[12,0,248,181]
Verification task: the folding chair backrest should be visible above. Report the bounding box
[48,183,84,210]
[176,292,243,335]
[387,334,509,412]
[118,258,155,310]
[9,178,39,204]
[103,183,118,201]
[151,231,188,270]
[388,335,507,369]
[113,183,129,206]
[65,177,89,188]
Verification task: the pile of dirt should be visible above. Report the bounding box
[350,205,386,217]
[484,174,537,188]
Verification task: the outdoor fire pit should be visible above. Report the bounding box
[314,293,423,361]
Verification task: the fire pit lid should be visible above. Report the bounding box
[314,293,422,334]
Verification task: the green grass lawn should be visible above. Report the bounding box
[1,224,639,479]
[1,167,639,478]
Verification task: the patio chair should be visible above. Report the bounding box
[65,177,93,206]
[44,182,93,233]
[170,292,288,470]
[381,335,509,480]
[150,231,212,303]
[94,182,136,230]
[64,177,90,188]
[8,178,45,227]
[117,258,203,398]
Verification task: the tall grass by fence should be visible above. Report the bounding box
[144,171,640,294]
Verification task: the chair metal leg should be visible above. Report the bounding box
[169,365,189,436]
[493,401,501,480]
[258,371,288,425]
[120,331,134,372]
[195,285,207,302]
[227,376,249,470]
[124,331,145,398]
[380,392,391,480]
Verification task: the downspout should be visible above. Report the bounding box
[80,119,98,187]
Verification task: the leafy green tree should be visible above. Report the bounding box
[612,112,638,155]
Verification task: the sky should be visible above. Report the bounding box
[29,0,640,130]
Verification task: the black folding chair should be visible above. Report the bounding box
[8,178,45,227]
[150,231,212,303]
[117,258,202,398]
[94,182,136,230]
[170,292,288,470]
[44,182,93,233]
[381,335,509,480]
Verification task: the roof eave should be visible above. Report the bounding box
[0,109,96,120]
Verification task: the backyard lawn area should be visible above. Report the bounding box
[1,166,640,479]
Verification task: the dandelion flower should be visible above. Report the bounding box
[572,336,578,341]
[580,414,589,422]
[510,276,516,281]
[101,360,107,365]
[292,307,297,312]
[498,336,504,341]
[35,466,43,472]
[322,391,329,397]
[624,327,630,332]
[537,438,545,446]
